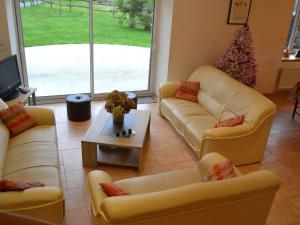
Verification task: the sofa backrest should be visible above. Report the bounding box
[100,170,280,225]
[189,65,277,126]
[0,121,9,178]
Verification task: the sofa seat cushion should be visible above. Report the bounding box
[4,142,58,175]
[4,167,61,189]
[161,98,210,134]
[184,116,218,155]
[114,169,203,195]
[8,125,57,149]
[161,98,208,116]
[0,167,62,210]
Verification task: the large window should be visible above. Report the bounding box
[286,0,300,53]
[15,0,156,99]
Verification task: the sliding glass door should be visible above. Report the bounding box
[18,0,90,97]
[93,0,154,93]
[16,0,156,99]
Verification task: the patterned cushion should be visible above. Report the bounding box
[174,81,200,103]
[214,115,244,128]
[99,182,130,197]
[0,102,36,137]
[203,160,237,182]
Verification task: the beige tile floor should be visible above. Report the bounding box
[45,94,300,225]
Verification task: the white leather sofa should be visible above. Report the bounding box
[87,152,281,225]
[159,65,277,165]
[0,106,64,225]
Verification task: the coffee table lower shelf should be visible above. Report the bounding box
[97,146,140,168]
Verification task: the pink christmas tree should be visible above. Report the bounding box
[217,24,256,87]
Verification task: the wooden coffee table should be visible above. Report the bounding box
[81,108,151,170]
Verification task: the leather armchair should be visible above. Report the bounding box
[87,153,280,225]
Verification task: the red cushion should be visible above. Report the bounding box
[203,160,237,182]
[214,115,244,128]
[174,81,200,102]
[99,183,130,197]
[0,102,36,137]
[0,179,45,192]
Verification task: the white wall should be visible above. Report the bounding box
[163,0,296,94]
[154,0,174,94]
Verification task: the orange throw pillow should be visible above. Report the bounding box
[99,183,130,197]
[0,179,45,192]
[214,115,244,128]
[0,102,36,137]
[174,81,200,103]
[203,160,237,182]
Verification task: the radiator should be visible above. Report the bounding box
[277,66,300,89]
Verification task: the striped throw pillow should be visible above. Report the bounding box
[174,81,200,102]
[0,102,36,137]
[214,115,244,128]
[203,160,237,182]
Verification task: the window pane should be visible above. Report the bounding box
[286,0,300,50]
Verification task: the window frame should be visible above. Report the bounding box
[287,0,300,54]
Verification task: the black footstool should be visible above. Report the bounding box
[66,94,91,122]
[125,92,138,109]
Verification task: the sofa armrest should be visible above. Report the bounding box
[99,171,280,224]
[159,81,178,101]
[198,152,242,176]
[198,152,228,174]
[87,171,112,216]
[203,125,252,140]
[201,114,275,165]
[25,107,55,126]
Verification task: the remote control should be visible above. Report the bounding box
[19,86,30,93]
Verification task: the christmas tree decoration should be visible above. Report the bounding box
[217,24,257,87]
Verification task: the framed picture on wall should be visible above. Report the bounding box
[227,0,252,25]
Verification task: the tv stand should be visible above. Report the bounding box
[5,87,37,107]
[3,89,20,101]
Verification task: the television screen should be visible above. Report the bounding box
[0,55,22,100]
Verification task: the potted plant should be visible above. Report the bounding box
[105,90,135,124]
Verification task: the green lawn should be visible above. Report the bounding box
[20,1,152,47]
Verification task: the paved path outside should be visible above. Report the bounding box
[25,44,151,96]
[20,0,43,8]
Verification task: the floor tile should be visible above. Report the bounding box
[44,94,300,224]
[64,188,87,211]
[65,208,91,225]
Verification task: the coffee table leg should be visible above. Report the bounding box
[138,147,145,173]
[81,142,98,167]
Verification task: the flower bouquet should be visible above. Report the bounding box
[105,90,136,124]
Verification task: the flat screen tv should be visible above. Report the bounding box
[0,55,22,101]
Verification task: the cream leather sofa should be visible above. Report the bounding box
[0,106,64,225]
[159,65,277,165]
[87,152,280,225]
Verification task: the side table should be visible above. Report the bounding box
[6,87,37,107]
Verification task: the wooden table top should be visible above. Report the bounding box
[82,108,151,149]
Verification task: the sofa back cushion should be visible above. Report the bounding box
[189,65,277,126]
[0,121,9,178]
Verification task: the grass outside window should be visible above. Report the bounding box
[21,1,152,47]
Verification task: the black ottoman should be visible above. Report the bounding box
[125,92,138,109]
[66,94,91,122]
